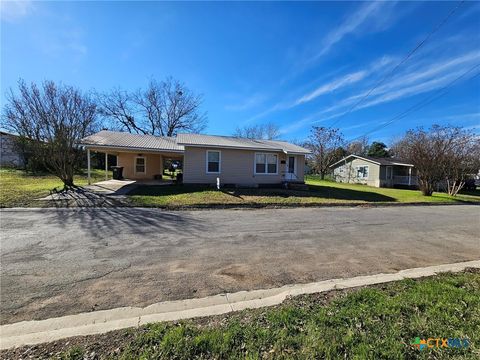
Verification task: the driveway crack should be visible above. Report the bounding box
[49,264,132,288]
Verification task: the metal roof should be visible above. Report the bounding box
[330,154,414,168]
[81,131,311,155]
[81,131,184,152]
[176,133,311,154]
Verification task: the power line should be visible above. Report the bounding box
[348,62,480,142]
[329,0,466,128]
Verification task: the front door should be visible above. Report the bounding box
[386,166,393,187]
[287,156,295,180]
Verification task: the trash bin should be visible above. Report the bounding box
[111,166,124,180]
[176,173,183,184]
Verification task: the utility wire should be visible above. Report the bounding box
[348,62,480,142]
[329,0,466,128]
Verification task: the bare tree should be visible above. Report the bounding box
[263,122,280,140]
[98,78,207,137]
[441,129,480,195]
[233,122,280,140]
[97,88,143,134]
[305,127,345,179]
[347,136,369,155]
[160,78,207,136]
[2,79,98,188]
[132,80,164,135]
[393,125,480,196]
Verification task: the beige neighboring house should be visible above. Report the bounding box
[81,130,310,186]
[330,154,417,188]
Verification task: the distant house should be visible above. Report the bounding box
[81,131,311,186]
[0,131,24,168]
[330,154,417,188]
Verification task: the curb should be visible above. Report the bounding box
[1,202,479,211]
[1,260,479,350]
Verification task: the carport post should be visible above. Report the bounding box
[105,152,108,181]
[408,167,412,186]
[87,148,91,185]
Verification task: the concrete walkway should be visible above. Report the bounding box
[84,179,137,195]
[36,179,173,206]
[1,260,478,350]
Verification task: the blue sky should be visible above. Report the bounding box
[1,1,479,144]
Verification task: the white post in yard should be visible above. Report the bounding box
[105,152,108,181]
[87,148,91,185]
[408,167,412,186]
[216,177,220,190]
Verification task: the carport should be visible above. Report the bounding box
[81,130,185,184]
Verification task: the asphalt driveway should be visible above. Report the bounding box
[1,205,479,324]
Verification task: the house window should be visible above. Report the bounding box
[356,165,368,178]
[206,150,220,173]
[255,153,278,174]
[135,157,146,174]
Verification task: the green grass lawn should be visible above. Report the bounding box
[0,168,111,207]
[42,271,480,359]
[128,175,480,207]
[1,169,479,208]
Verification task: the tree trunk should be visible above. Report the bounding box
[447,179,465,196]
[420,180,434,196]
[62,176,75,190]
[320,172,325,180]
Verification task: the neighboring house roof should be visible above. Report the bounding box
[0,131,19,137]
[330,154,414,168]
[177,133,311,154]
[81,130,184,152]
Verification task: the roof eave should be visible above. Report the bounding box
[390,162,414,167]
[81,143,185,153]
[330,154,381,168]
[180,143,283,152]
[285,151,311,155]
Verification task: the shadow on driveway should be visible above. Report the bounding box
[42,207,205,238]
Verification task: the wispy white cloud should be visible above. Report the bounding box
[282,49,480,134]
[225,93,267,111]
[0,0,33,22]
[36,26,88,59]
[329,51,479,114]
[304,1,399,66]
[313,2,389,61]
[250,55,395,124]
[341,120,380,132]
[442,112,480,121]
[358,51,480,109]
[294,70,367,105]
[278,2,404,85]
[246,2,405,123]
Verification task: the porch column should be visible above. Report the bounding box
[105,152,108,181]
[87,148,91,185]
[160,155,164,177]
[408,167,412,186]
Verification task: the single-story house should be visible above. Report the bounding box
[81,130,310,186]
[330,154,417,188]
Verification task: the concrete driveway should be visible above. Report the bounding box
[1,205,479,324]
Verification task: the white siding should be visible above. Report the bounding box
[332,158,381,187]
